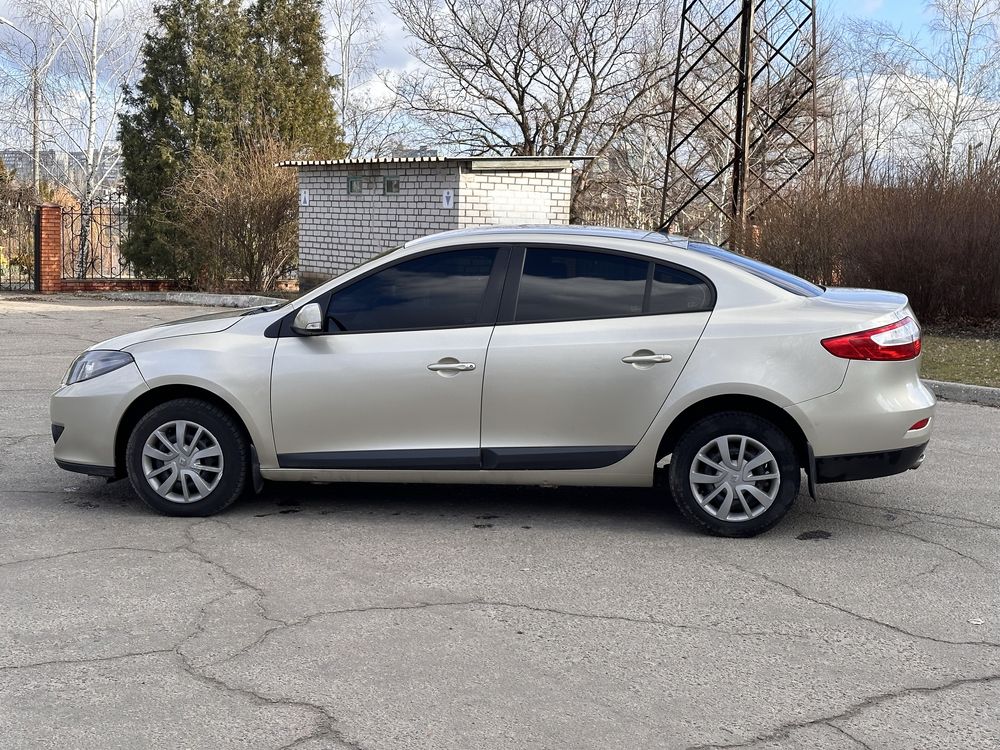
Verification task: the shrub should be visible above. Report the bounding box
[745,168,1000,323]
[168,138,298,291]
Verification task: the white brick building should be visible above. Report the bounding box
[281,155,581,290]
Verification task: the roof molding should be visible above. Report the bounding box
[277,155,595,169]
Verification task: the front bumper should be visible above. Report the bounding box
[815,441,928,483]
[50,361,148,476]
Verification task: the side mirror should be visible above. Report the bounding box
[291,303,324,335]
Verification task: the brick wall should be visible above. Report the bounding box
[296,160,573,291]
[33,204,177,293]
[36,204,62,293]
[298,164,461,290]
[457,166,572,228]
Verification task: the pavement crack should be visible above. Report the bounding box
[1,648,175,672]
[0,545,178,567]
[211,598,814,673]
[178,519,290,630]
[802,508,991,570]
[685,672,1000,749]
[172,649,364,750]
[825,721,875,750]
[726,562,1000,648]
[823,497,1000,533]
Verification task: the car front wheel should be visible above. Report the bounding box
[126,398,248,516]
[668,411,799,537]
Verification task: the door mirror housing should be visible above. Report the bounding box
[291,303,324,335]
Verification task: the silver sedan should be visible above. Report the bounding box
[50,226,934,536]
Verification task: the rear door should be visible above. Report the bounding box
[479,246,713,469]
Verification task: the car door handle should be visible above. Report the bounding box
[427,361,476,372]
[621,353,672,365]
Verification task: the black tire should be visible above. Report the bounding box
[126,398,249,517]
[667,411,799,537]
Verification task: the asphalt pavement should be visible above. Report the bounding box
[1,294,998,750]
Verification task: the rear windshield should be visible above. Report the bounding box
[686,241,823,297]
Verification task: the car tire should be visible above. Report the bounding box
[126,398,249,517]
[668,411,799,537]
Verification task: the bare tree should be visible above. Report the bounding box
[390,0,673,207]
[878,0,1000,175]
[326,0,411,156]
[27,0,144,274]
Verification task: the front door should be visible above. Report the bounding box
[271,247,504,469]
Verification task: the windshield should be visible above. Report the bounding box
[686,241,823,297]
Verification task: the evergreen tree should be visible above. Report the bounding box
[245,0,347,157]
[120,0,346,278]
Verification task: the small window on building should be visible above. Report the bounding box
[347,176,363,194]
[383,176,400,194]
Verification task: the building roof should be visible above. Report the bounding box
[278,155,595,168]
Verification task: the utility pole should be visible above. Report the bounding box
[658,0,818,245]
[0,17,41,197]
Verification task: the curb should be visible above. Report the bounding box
[924,379,1000,408]
[75,291,287,309]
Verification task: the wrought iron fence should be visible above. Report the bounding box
[61,193,136,279]
[0,195,35,291]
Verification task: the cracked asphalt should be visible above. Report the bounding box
[1,294,999,750]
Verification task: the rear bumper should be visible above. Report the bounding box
[815,441,928,483]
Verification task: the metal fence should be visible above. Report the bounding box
[61,194,136,280]
[0,197,35,291]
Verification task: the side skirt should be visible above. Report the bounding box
[277,446,634,472]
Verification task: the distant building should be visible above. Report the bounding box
[282,154,584,291]
[0,148,122,195]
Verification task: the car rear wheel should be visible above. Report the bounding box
[126,398,248,516]
[668,411,799,537]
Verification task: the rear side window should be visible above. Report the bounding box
[326,248,497,332]
[515,248,648,322]
[649,264,714,313]
[687,241,823,297]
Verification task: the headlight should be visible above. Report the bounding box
[63,350,135,386]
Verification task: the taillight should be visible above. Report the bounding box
[821,317,922,361]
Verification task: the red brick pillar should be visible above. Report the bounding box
[36,204,62,293]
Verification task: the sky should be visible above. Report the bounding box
[367,0,935,73]
[821,0,930,36]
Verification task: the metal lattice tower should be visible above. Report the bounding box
[658,0,817,243]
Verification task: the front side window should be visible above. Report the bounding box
[326,248,498,333]
[514,248,648,322]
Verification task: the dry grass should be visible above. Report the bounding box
[921,330,1000,387]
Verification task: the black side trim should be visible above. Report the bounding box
[815,442,928,484]
[276,445,635,471]
[51,423,65,444]
[482,446,633,470]
[278,448,482,470]
[55,458,116,477]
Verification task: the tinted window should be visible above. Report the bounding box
[515,248,647,322]
[687,241,823,297]
[326,249,497,332]
[650,264,713,313]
